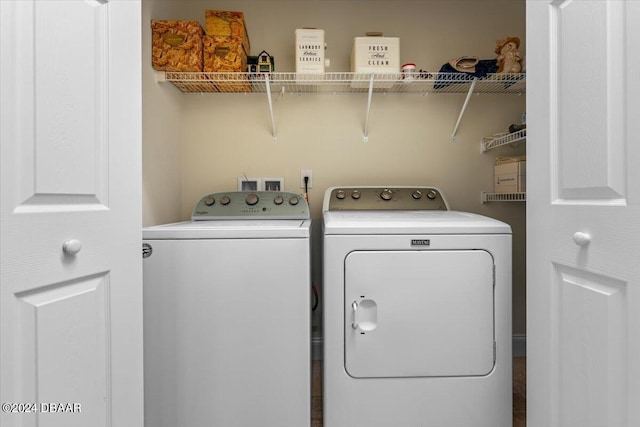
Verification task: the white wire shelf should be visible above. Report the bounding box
[481,128,526,153]
[481,192,527,203]
[157,71,525,142]
[162,71,526,95]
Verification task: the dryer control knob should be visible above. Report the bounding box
[289,196,300,206]
[245,193,259,206]
[351,190,361,200]
[380,189,393,201]
[220,196,231,205]
[204,196,215,206]
[411,191,422,200]
[336,190,346,200]
[427,190,437,200]
[274,195,284,205]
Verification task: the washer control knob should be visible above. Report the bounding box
[289,196,299,206]
[274,195,284,205]
[336,190,346,200]
[426,190,437,200]
[351,190,361,200]
[411,191,422,200]
[204,196,215,206]
[245,193,259,206]
[380,189,393,201]
[220,195,231,205]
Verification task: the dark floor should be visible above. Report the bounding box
[312,356,527,427]
[512,357,527,427]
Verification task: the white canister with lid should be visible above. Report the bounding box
[401,63,417,81]
[295,28,327,74]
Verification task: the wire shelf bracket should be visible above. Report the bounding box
[451,77,478,141]
[363,74,375,143]
[264,74,277,142]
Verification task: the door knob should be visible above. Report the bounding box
[63,239,82,255]
[572,232,591,246]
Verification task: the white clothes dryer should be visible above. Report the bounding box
[322,186,512,427]
[143,191,311,427]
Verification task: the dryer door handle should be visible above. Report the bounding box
[351,301,359,329]
[351,299,378,332]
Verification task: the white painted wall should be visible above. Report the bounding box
[142,0,185,226]
[142,0,527,335]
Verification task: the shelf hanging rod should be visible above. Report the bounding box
[265,74,277,142]
[451,77,478,141]
[363,74,375,143]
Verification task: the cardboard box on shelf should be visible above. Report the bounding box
[151,20,204,72]
[203,36,247,72]
[205,10,250,56]
[203,36,250,92]
[494,160,526,193]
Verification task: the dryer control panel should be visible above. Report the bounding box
[326,187,448,211]
[192,191,310,220]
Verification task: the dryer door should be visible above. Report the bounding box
[345,250,494,378]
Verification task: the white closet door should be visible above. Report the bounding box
[0,1,142,426]
[527,1,640,426]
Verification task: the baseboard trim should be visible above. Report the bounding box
[312,337,323,361]
[312,335,526,360]
[512,334,527,357]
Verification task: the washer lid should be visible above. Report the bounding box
[143,219,311,239]
[323,210,511,235]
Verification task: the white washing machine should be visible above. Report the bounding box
[143,191,311,427]
[322,186,512,427]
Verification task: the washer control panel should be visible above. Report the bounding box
[192,191,309,220]
[327,187,448,211]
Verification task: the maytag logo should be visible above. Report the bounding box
[411,239,430,247]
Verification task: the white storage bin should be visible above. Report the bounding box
[350,36,400,74]
[295,28,326,75]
